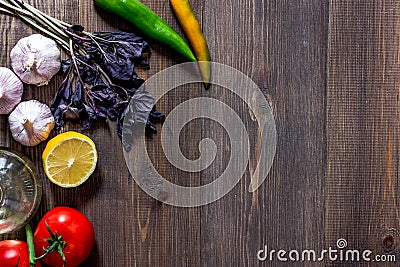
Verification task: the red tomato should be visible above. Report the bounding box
[0,240,41,267]
[34,207,95,267]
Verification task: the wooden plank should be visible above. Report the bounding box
[201,0,328,266]
[327,0,400,265]
[0,0,202,266]
[0,0,80,242]
[79,0,203,266]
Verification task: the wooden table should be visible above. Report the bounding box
[1,0,399,266]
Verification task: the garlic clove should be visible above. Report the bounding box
[9,100,55,146]
[0,67,23,114]
[10,34,61,86]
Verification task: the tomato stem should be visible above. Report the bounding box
[25,224,37,267]
[25,222,67,266]
[34,222,67,263]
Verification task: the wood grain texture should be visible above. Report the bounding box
[201,0,328,266]
[327,1,400,266]
[0,0,399,266]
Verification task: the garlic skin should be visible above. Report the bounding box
[0,67,23,114]
[9,100,55,146]
[10,34,61,86]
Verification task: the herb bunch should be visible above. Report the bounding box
[0,0,165,137]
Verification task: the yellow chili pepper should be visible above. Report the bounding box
[170,0,211,89]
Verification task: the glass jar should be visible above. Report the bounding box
[0,147,42,234]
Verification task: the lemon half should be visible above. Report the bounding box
[42,131,98,188]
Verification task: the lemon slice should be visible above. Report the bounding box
[42,131,98,188]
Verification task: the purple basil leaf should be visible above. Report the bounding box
[82,118,93,130]
[145,120,157,135]
[89,86,118,119]
[132,90,154,114]
[53,29,163,141]
[72,81,83,107]
[130,92,154,124]
[84,104,97,119]
[103,56,135,82]
[60,60,72,75]
[107,101,128,121]
[63,106,80,121]
[67,24,85,34]
[149,110,166,123]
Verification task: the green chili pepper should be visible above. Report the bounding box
[94,0,196,62]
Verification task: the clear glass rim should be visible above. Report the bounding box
[0,147,42,234]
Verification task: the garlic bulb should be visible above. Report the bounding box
[9,100,55,146]
[10,34,61,86]
[0,67,23,114]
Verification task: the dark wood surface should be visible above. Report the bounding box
[0,0,399,266]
